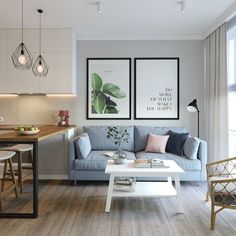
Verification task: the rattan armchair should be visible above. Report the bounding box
[206,157,236,229]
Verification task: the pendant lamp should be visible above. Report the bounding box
[11,0,33,69]
[32,9,49,77]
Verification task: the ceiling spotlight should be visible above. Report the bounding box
[180,1,186,13]
[97,2,102,14]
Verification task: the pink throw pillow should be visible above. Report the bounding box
[145,133,169,154]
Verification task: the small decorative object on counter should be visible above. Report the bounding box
[106,126,130,164]
[52,112,59,126]
[58,110,69,126]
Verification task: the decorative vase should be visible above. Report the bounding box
[113,149,127,164]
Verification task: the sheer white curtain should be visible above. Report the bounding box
[205,23,228,163]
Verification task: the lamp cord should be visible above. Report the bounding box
[21,0,24,43]
[39,11,41,56]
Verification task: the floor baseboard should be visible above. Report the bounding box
[39,175,68,180]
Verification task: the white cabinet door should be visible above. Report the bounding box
[39,53,74,94]
[7,30,39,93]
[0,30,7,53]
[0,30,8,93]
[7,53,40,94]
[0,54,7,93]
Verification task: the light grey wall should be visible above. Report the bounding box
[77,40,204,137]
[0,39,204,177]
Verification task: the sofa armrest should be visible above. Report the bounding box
[68,136,77,180]
[198,139,207,180]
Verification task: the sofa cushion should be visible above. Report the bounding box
[135,151,168,161]
[74,151,136,171]
[145,133,169,154]
[84,126,134,152]
[184,136,200,160]
[135,152,201,171]
[166,154,201,171]
[74,133,91,159]
[134,126,186,152]
[166,130,189,156]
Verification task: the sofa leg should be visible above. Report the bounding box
[74,179,77,186]
[206,191,209,202]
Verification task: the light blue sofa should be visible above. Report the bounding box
[68,126,207,182]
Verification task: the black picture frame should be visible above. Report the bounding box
[134,57,179,120]
[87,58,131,120]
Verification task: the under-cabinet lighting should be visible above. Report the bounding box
[46,94,77,97]
[0,94,18,97]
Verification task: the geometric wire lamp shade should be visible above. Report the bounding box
[32,9,49,77]
[32,55,49,77]
[11,42,33,70]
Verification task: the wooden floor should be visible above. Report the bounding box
[0,181,236,236]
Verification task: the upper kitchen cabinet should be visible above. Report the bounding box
[7,53,40,94]
[39,29,77,94]
[0,30,7,93]
[2,29,77,94]
[0,30,7,52]
[7,29,39,93]
[0,54,7,93]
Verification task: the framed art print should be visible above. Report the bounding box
[87,58,131,119]
[134,58,179,120]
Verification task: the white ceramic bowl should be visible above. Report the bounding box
[19,130,40,135]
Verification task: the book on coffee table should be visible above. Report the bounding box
[134,159,169,168]
[152,159,169,168]
[113,177,136,192]
[134,159,151,168]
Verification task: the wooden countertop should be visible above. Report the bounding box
[0,125,76,142]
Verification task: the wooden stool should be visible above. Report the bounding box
[1,144,33,194]
[0,151,18,211]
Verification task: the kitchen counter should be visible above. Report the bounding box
[0,124,76,218]
[0,125,76,142]
[0,125,17,130]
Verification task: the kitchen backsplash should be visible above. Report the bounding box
[0,96,79,125]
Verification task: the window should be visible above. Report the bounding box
[227,19,236,156]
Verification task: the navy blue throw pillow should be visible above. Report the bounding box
[166,130,189,156]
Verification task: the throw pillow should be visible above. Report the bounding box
[74,133,91,159]
[145,133,169,154]
[184,136,200,160]
[166,130,189,156]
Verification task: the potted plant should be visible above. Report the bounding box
[106,126,130,164]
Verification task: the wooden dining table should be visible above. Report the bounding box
[0,125,75,218]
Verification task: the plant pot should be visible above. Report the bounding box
[113,150,127,164]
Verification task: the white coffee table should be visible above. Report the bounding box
[105,160,185,213]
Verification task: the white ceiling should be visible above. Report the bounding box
[0,0,235,40]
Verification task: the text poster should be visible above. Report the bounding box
[135,58,179,119]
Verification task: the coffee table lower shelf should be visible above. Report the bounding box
[105,160,184,213]
[112,182,177,197]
